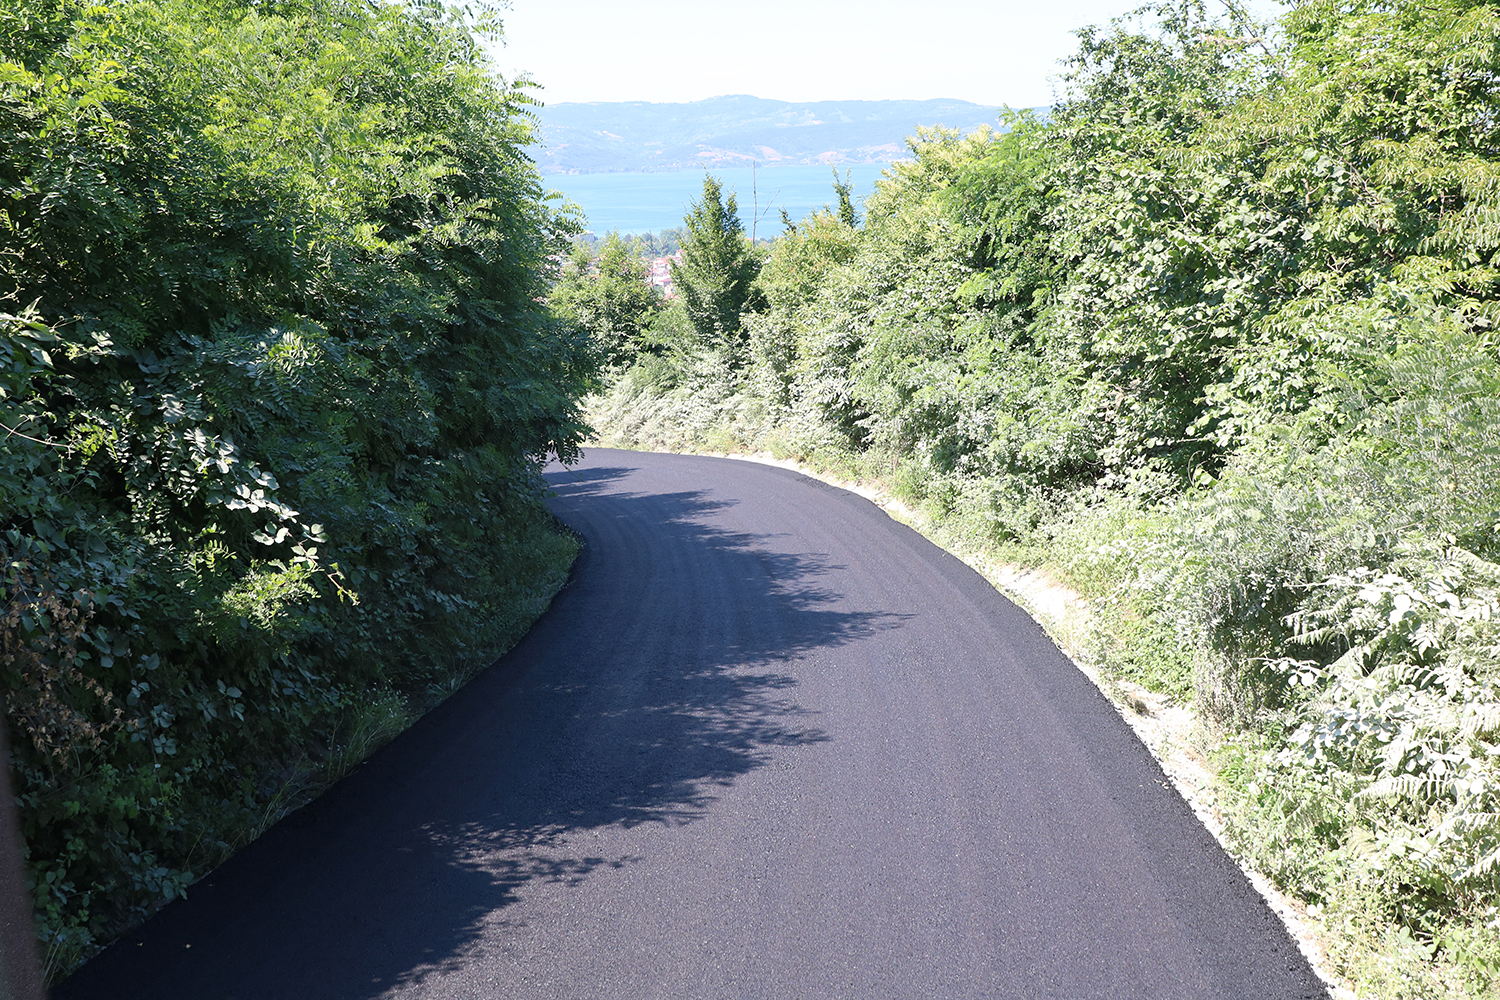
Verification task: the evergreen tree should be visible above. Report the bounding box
[670,175,760,347]
[832,169,860,228]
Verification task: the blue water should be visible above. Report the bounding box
[541,163,898,237]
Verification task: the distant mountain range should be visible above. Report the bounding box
[529,95,1010,174]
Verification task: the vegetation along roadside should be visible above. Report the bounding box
[569,2,1500,997]
[1,0,599,982]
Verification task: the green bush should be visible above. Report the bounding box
[2,0,595,979]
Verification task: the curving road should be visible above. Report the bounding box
[57,449,1327,999]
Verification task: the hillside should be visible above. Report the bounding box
[530,94,1006,173]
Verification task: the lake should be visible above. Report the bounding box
[541,163,899,237]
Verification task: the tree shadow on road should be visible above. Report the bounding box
[59,461,907,999]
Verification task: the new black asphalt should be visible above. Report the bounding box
[55,449,1328,999]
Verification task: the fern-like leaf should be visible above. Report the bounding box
[1461,702,1500,737]
[1360,774,1453,802]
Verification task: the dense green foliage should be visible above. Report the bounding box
[549,232,661,362]
[1,0,595,979]
[593,1,1500,994]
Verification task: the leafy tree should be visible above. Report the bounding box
[669,174,760,349]
[745,205,861,412]
[837,126,1007,462]
[550,232,661,362]
[1041,0,1277,480]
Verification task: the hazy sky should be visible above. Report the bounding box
[487,0,1287,108]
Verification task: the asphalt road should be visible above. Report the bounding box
[56,449,1328,999]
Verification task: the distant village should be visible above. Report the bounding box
[647,252,682,298]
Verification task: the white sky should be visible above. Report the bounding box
[486,0,1287,108]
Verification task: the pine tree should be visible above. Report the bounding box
[832,168,859,228]
[670,174,759,348]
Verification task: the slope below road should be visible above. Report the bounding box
[56,449,1327,999]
